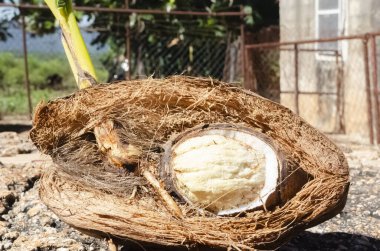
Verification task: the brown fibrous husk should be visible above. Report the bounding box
[30,76,349,250]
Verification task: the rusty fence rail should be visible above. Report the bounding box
[244,32,380,145]
[0,2,246,16]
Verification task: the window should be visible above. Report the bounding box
[316,0,343,53]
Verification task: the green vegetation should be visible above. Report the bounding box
[0,1,279,78]
[1,88,67,115]
[0,0,280,114]
[0,52,108,115]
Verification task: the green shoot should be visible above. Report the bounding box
[44,0,98,89]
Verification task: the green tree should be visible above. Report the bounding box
[0,0,280,45]
[0,0,279,78]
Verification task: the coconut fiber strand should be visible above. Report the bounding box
[30,76,349,250]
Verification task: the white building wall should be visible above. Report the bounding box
[279,0,380,142]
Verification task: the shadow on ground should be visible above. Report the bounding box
[280,231,380,251]
[115,231,380,251]
[0,124,31,133]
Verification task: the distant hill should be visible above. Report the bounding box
[0,26,108,55]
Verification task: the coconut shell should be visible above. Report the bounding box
[31,76,349,250]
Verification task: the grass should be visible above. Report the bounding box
[0,89,74,115]
[0,52,108,116]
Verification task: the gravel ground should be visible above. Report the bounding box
[0,130,379,251]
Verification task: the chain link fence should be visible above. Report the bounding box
[128,32,241,81]
[0,5,244,117]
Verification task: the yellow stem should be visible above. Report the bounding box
[61,36,79,85]
[45,0,97,89]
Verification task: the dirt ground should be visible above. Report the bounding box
[0,120,379,251]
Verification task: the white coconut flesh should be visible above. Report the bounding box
[171,129,279,215]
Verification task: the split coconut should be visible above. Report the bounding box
[32,76,349,250]
[31,1,349,249]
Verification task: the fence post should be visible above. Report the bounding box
[363,38,375,144]
[240,6,246,88]
[125,0,131,80]
[335,50,345,133]
[21,14,33,119]
[369,35,380,144]
[294,43,299,115]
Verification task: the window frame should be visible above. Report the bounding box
[315,0,346,60]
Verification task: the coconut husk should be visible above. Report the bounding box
[30,76,349,250]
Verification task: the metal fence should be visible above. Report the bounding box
[130,32,242,81]
[244,33,380,144]
[0,3,245,117]
[1,4,380,144]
